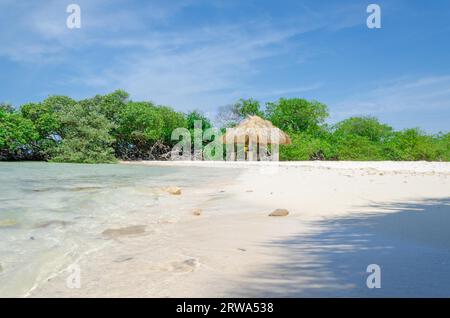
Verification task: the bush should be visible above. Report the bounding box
[156,106,187,144]
[280,131,336,161]
[383,128,443,161]
[335,135,384,161]
[436,132,450,161]
[0,108,38,160]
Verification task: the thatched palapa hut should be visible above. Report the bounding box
[222,115,291,161]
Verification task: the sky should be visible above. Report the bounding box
[0,0,449,132]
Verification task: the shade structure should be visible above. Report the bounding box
[221,115,291,161]
[222,115,292,145]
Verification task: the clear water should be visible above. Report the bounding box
[0,162,237,297]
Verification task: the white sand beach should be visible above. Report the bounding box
[14,161,448,297]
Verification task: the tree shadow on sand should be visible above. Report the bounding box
[230,198,450,297]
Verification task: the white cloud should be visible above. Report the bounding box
[331,75,450,120]
[0,0,361,111]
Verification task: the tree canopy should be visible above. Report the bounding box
[0,91,448,162]
[266,98,329,133]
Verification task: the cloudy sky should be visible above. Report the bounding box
[1,0,449,132]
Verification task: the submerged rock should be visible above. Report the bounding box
[102,225,146,239]
[192,208,203,216]
[0,264,3,273]
[269,209,289,217]
[163,258,199,273]
[72,186,103,192]
[34,220,73,229]
[164,187,182,195]
[0,219,18,228]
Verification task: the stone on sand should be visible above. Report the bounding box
[164,186,182,195]
[269,209,289,217]
[192,208,203,216]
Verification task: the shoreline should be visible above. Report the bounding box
[120,160,450,173]
[23,161,450,297]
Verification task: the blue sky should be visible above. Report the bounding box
[1,0,449,132]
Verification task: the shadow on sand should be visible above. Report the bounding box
[232,198,450,297]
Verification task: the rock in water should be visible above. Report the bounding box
[269,209,289,217]
[0,219,18,228]
[102,225,146,239]
[164,187,182,195]
[165,258,199,273]
[34,220,72,229]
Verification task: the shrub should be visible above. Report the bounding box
[0,108,39,160]
[280,131,336,161]
[383,128,442,161]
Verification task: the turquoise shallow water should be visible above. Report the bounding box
[0,162,238,297]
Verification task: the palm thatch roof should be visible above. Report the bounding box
[222,115,291,145]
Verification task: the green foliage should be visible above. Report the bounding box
[234,98,264,118]
[21,101,59,138]
[91,90,129,122]
[185,110,216,154]
[280,118,449,162]
[0,108,38,160]
[114,102,187,159]
[383,128,443,161]
[0,102,15,114]
[266,98,328,133]
[186,110,212,131]
[216,98,264,128]
[280,131,336,161]
[1,92,449,163]
[436,133,450,161]
[20,96,78,159]
[335,134,384,160]
[333,116,393,143]
[116,102,164,145]
[51,103,116,164]
[156,106,187,144]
